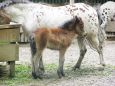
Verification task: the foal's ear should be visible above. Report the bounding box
[74,16,81,24]
[74,16,84,28]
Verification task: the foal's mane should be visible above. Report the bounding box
[61,16,79,31]
[0,0,31,9]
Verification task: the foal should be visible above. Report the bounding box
[32,16,85,79]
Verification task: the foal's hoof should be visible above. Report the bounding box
[57,70,65,78]
[32,72,43,79]
[37,75,43,79]
[61,72,65,77]
[57,72,62,78]
[32,72,37,79]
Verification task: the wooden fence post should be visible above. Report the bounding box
[70,0,74,4]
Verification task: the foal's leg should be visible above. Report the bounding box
[33,50,44,79]
[39,57,45,73]
[73,36,87,70]
[29,37,37,78]
[29,37,45,75]
[57,48,66,78]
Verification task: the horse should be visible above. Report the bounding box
[32,16,85,79]
[0,10,11,24]
[0,0,106,78]
[96,1,115,31]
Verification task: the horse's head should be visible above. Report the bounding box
[0,10,11,24]
[0,0,30,9]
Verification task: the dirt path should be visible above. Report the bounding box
[18,40,115,86]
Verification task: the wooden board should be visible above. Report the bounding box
[0,24,21,29]
[0,44,19,62]
[0,24,21,42]
[106,21,115,32]
[0,31,20,43]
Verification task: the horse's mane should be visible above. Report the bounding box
[0,0,31,9]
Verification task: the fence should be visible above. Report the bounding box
[0,0,114,4]
[31,0,114,4]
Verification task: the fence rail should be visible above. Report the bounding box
[31,0,114,4]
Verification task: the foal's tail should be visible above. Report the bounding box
[29,36,36,57]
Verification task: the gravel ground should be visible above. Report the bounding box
[17,40,115,86]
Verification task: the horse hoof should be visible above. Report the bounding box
[102,63,106,66]
[32,72,37,79]
[72,66,80,71]
[96,65,105,71]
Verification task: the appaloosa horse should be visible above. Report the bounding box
[96,1,115,30]
[0,0,106,78]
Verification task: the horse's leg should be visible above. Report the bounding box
[73,36,87,70]
[87,36,105,67]
[29,37,45,75]
[57,48,66,78]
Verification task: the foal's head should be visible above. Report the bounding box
[61,16,85,36]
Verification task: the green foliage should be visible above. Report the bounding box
[0,65,32,86]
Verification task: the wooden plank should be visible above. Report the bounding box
[0,24,21,29]
[106,22,115,32]
[0,44,19,62]
[0,27,20,42]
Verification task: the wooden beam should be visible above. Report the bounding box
[70,0,74,4]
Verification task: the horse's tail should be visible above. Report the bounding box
[0,0,31,9]
[94,4,103,25]
[93,4,107,44]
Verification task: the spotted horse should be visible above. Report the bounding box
[96,1,115,31]
[0,0,106,78]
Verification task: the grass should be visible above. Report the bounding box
[0,65,32,86]
[0,64,115,86]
